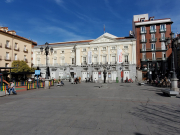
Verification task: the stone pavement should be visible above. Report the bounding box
[0,82,180,135]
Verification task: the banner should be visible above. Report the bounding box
[88,51,92,64]
[117,49,123,63]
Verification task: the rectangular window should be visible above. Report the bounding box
[161,42,166,50]
[142,44,146,51]
[6,40,10,47]
[24,45,26,51]
[14,54,17,60]
[72,58,74,64]
[6,52,9,59]
[14,43,18,49]
[112,47,115,50]
[62,51,64,53]
[103,47,106,50]
[141,26,146,32]
[112,56,116,62]
[141,34,146,42]
[83,57,86,63]
[142,53,146,60]
[83,48,86,52]
[124,46,128,49]
[150,25,155,30]
[162,52,166,60]
[160,24,166,30]
[94,48,97,51]
[37,59,40,64]
[124,55,128,62]
[161,33,165,40]
[151,34,155,40]
[151,43,156,50]
[152,52,156,60]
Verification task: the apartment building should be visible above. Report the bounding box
[32,32,136,82]
[0,27,37,68]
[132,14,173,80]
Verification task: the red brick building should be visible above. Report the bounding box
[132,14,173,80]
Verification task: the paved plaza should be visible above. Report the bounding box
[0,82,180,135]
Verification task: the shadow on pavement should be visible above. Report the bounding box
[130,104,180,135]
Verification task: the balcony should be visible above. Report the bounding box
[159,37,166,42]
[149,38,157,43]
[4,56,11,61]
[0,43,2,48]
[159,28,166,33]
[14,47,20,51]
[141,47,167,52]
[140,30,147,34]
[23,49,28,53]
[140,39,147,43]
[141,57,166,61]
[149,29,156,33]
[5,44,11,49]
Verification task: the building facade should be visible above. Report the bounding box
[0,27,37,68]
[32,33,136,82]
[132,14,173,80]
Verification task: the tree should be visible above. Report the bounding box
[11,60,35,73]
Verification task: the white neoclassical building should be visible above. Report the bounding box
[32,33,136,82]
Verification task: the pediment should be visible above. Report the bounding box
[90,32,118,44]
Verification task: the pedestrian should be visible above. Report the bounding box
[8,82,17,95]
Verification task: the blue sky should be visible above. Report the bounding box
[0,0,180,45]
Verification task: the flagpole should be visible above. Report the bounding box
[104,25,105,33]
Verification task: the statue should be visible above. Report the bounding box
[103,69,107,83]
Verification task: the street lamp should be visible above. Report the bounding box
[40,42,53,79]
[165,32,180,93]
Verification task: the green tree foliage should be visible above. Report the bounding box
[11,60,35,73]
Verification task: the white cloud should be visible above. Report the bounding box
[5,0,13,3]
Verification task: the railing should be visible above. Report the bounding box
[123,61,129,64]
[49,80,54,86]
[141,47,167,52]
[159,37,166,42]
[150,29,156,33]
[5,44,11,49]
[0,84,9,91]
[23,49,28,53]
[140,39,147,43]
[14,81,27,87]
[159,28,166,33]
[141,58,166,61]
[149,38,157,42]
[140,30,147,34]
[4,56,11,61]
[14,47,20,51]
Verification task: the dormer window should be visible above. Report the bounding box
[149,17,154,21]
[140,18,145,22]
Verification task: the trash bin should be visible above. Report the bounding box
[116,77,119,83]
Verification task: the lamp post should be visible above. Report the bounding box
[165,32,180,93]
[40,42,53,89]
[40,42,53,79]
